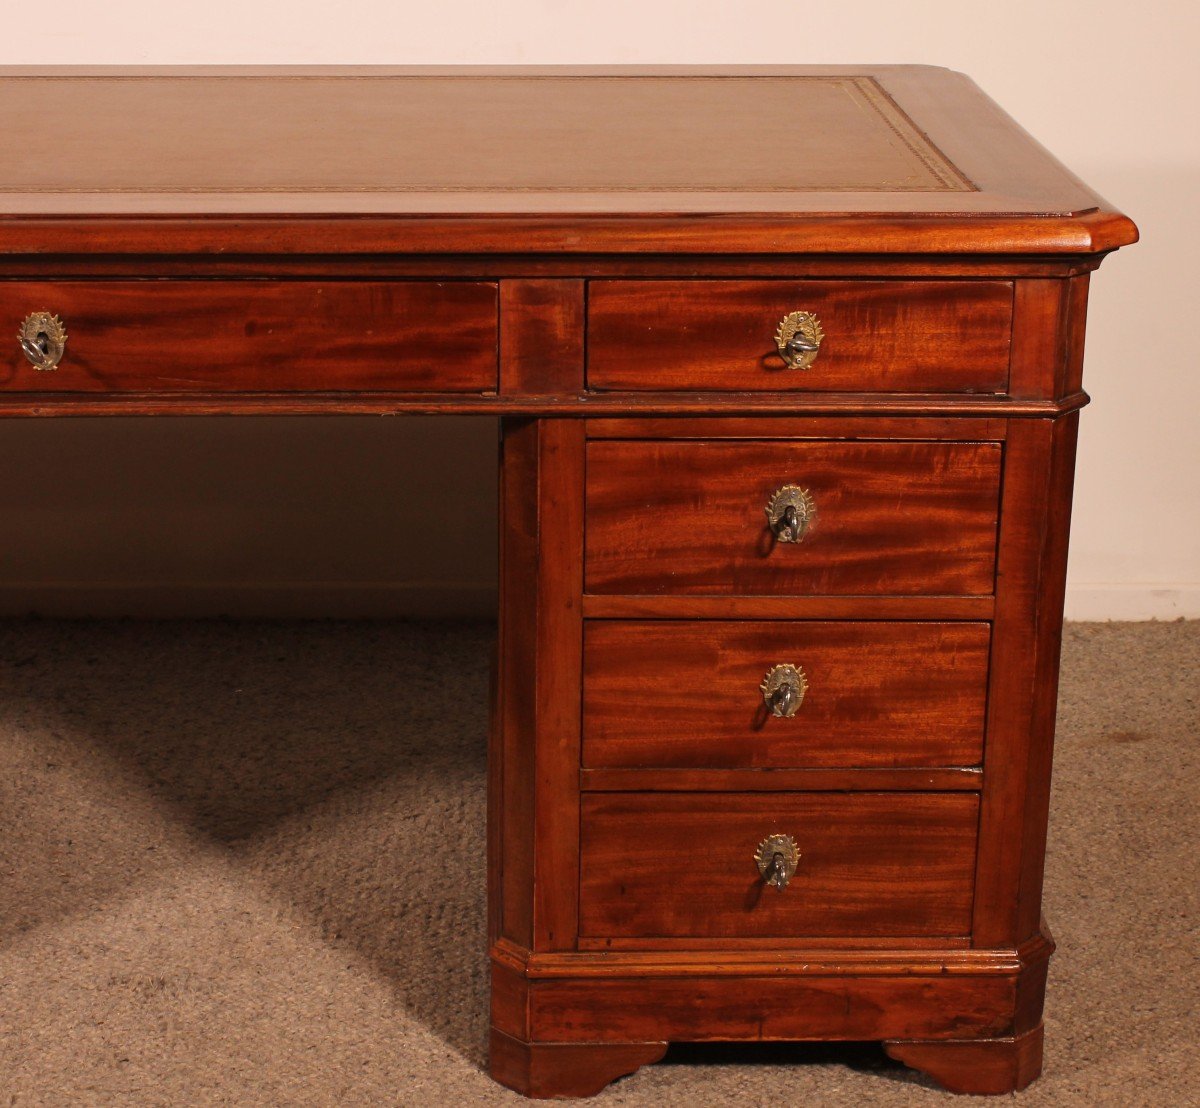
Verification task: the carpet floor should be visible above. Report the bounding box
[0,619,1196,1107]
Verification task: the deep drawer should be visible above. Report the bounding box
[583,621,990,769]
[579,792,979,939]
[585,440,1002,596]
[0,281,498,393]
[586,279,1012,393]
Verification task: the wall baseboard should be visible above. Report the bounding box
[0,581,498,620]
[0,581,1195,623]
[1064,584,1200,622]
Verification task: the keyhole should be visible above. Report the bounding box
[21,332,50,362]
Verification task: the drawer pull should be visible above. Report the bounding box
[774,310,824,370]
[18,312,67,371]
[765,484,815,543]
[760,663,808,718]
[755,834,800,890]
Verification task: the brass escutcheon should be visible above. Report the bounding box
[774,310,824,370]
[18,311,67,371]
[765,485,816,543]
[755,834,801,890]
[760,663,808,718]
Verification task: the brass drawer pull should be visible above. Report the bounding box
[765,484,815,543]
[774,310,824,370]
[760,663,808,718]
[755,834,800,890]
[18,311,67,371]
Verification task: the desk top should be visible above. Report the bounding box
[0,66,1135,255]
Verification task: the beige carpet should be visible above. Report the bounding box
[1,619,1196,1106]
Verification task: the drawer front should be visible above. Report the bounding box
[583,621,989,769]
[587,280,1012,392]
[580,793,978,939]
[585,440,1001,596]
[0,281,498,392]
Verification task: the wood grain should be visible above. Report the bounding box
[973,415,1080,947]
[580,594,995,620]
[579,792,978,939]
[582,621,989,769]
[884,1024,1044,1095]
[499,278,584,395]
[0,280,498,393]
[524,972,1017,1043]
[0,390,1089,419]
[0,211,1137,257]
[490,1029,666,1099]
[1008,280,1069,400]
[505,937,1049,975]
[587,280,1012,393]
[574,933,973,953]
[580,767,983,793]
[585,440,1002,596]
[0,253,1102,280]
[494,419,585,952]
[584,416,1009,441]
[1059,274,1092,397]
[494,419,536,948]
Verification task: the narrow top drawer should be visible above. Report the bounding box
[587,280,1012,393]
[0,281,498,393]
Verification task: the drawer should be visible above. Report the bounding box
[585,440,1001,596]
[587,280,1012,392]
[583,621,989,769]
[0,281,498,392]
[579,793,978,939]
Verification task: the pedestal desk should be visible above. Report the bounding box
[0,67,1136,1097]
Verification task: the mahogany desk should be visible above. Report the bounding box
[0,67,1136,1097]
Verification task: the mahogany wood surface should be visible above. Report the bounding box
[494,420,536,950]
[516,968,1021,1044]
[578,793,978,939]
[489,1030,666,1100]
[0,389,1087,420]
[584,415,1009,440]
[973,415,1081,948]
[0,209,1136,257]
[0,254,1103,280]
[493,419,585,953]
[587,280,1012,393]
[582,621,989,769]
[580,767,983,793]
[492,924,1052,1061]
[580,594,996,620]
[884,1024,1045,1095]
[0,280,498,393]
[499,279,584,396]
[574,935,975,954]
[585,440,1002,596]
[0,66,1138,1099]
[503,932,1052,975]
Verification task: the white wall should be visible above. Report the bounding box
[2,1,1196,620]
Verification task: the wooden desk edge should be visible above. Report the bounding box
[0,210,1138,257]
